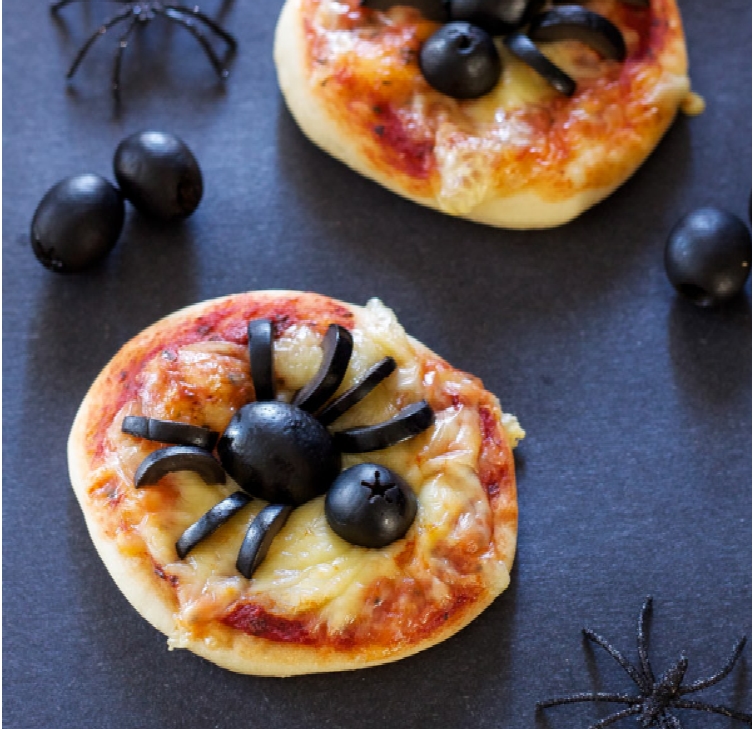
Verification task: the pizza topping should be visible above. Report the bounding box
[247,319,276,401]
[217,401,343,504]
[361,0,449,22]
[419,22,502,99]
[122,415,220,450]
[236,504,294,578]
[292,324,354,412]
[447,0,544,36]
[334,400,435,452]
[135,445,227,487]
[31,173,124,273]
[113,131,203,221]
[176,491,252,558]
[317,356,397,425]
[664,207,752,307]
[528,6,627,62]
[504,32,576,95]
[325,463,418,548]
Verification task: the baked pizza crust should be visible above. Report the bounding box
[68,291,522,675]
[274,0,693,228]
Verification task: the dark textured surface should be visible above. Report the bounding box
[2,0,751,726]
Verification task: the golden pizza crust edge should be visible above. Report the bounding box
[68,291,519,676]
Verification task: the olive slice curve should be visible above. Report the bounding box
[248,319,275,402]
[528,6,627,62]
[316,356,398,426]
[122,415,219,450]
[292,324,354,413]
[504,33,576,96]
[236,504,293,578]
[175,491,252,558]
[447,0,545,36]
[134,446,227,487]
[333,400,435,453]
[360,0,449,23]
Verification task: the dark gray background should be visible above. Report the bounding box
[3,0,751,726]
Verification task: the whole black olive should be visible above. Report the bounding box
[447,0,544,35]
[113,131,203,221]
[325,463,418,548]
[420,22,502,99]
[30,174,124,273]
[664,207,752,307]
[217,401,342,505]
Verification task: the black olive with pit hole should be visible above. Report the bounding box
[30,174,125,273]
[114,131,203,221]
[664,207,752,307]
[447,0,545,36]
[420,22,502,99]
[528,6,627,62]
[325,463,418,548]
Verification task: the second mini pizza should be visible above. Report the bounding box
[68,291,524,675]
[274,0,698,228]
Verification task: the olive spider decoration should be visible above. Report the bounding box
[50,0,237,101]
[123,319,434,578]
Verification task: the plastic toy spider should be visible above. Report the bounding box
[50,0,237,101]
[538,596,752,728]
[122,318,434,578]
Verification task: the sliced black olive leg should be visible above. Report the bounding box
[175,492,252,558]
[528,6,627,62]
[504,33,576,96]
[122,416,219,450]
[316,357,397,426]
[292,325,354,413]
[247,319,276,401]
[236,504,293,578]
[134,446,227,487]
[333,401,435,453]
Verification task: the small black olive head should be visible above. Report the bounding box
[664,207,752,307]
[113,131,203,221]
[217,401,342,505]
[420,22,502,99]
[30,173,125,273]
[325,463,418,548]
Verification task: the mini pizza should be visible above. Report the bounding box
[273,0,702,228]
[68,291,524,675]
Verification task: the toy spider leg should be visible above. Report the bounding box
[538,597,752,728]
[51,0,237,100]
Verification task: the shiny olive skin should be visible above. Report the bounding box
[420,22,501,99]
[30,174,124,273]
[664,207,752,307]
[113,131,203,221]
[325,463,417,548]
[447,0,544,35]
[217,401,342,505]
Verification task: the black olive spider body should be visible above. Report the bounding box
[123,319,434,578]
[538,597,752,728]
[51,0,237,101]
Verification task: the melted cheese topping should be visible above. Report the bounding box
[92,299,523,649]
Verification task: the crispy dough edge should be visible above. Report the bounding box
[273,0,691,229]
[67,291,518,676]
